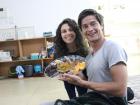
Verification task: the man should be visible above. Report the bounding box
[60,9,128,105]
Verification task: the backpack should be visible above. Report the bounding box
[127,87,135,104]
[54,91,116,105]
[127,87,134,101]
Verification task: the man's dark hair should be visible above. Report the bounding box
[78,9,104,32]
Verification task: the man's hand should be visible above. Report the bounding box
[58,73,83,86]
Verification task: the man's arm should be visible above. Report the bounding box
[82,63,127,96]
[59,63,127,97]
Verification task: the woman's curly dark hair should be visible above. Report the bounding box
[54,18,88,57]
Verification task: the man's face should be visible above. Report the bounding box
[81,15,103,43]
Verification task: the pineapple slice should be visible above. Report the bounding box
[79,61,86,70]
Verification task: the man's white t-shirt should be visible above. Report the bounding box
[86,40,127,92]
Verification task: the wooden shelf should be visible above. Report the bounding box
[0,37,54,77]
[0,58,53,63]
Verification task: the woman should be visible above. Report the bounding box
[54,18,89,99]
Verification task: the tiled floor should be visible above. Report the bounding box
[1,75,140,105]
[0,77,69,105]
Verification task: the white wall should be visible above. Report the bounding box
[0,0,139,37]
[0,0,96,36]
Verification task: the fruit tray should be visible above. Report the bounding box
[44,55,86,77]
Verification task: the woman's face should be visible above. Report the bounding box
[61,23,76,44]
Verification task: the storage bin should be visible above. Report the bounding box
[34,64,42,73]
[23,65,33,77]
